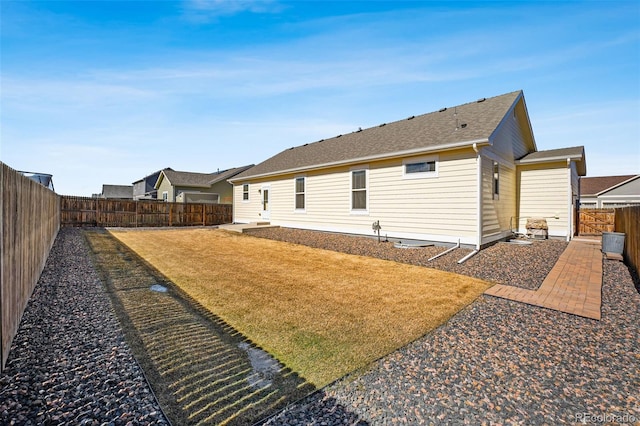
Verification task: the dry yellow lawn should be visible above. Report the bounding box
[110,228,491,387]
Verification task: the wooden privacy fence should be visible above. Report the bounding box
[61,196,233,227]
[1,162,60,370]
[615,206,640,277]
[578,209,615,235]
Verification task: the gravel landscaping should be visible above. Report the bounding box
[245,227,569,290]
[0,228,168,425]
[2,226,638,425]
[256,230,640,425]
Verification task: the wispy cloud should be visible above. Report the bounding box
[182,0,283,22]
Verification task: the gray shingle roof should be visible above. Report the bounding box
[232,90,524,181]
[516,146,586,175]
[580,174,638,196]
[101,185,133,199]
[158,165,254,189]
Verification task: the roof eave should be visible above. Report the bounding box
[229,139,490,183]
[516,154,586,176]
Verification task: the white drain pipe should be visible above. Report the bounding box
[458,249,479,264]
[428,239,460,261]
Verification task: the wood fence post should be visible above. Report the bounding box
[95,198,100,226]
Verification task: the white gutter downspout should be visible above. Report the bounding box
[428,239,460,261]
[473,143,482,250]
[458,143,482,264]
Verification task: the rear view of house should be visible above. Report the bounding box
[229,91,586,248]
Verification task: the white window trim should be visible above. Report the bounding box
[294,175,306,213]
[241,184,250,203]
[402,155,439,179]
[162,191,168,202]
[350,165,369,215]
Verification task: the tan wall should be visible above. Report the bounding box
[210,180,234,204]
[481,155,517,244]
[517,162,570,238]
[158,179,234,204]
[156,176,175,201]
[234,149,479,244]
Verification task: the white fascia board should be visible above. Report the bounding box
[229,139,490,183]
[515,154,583,166]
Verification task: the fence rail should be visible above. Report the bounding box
[1,162,60,370]
[615,206,640,277]
[61,196,232,227]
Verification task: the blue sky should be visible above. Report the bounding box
[1,0,639,196]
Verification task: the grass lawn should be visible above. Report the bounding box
[110,228,492,387]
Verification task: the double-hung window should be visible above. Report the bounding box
[351,169,367,211]
[295,177,305,210]
[242,184,250,201]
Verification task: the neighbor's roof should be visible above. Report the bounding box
[101,184,133,199]
[516,146,587,176]
[156,165,254,189]
[132,167,172,184]
[580,174,639,196]
[231,90,526,181]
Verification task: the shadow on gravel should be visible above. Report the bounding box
[258,392,370,425]
[84,228,318,425]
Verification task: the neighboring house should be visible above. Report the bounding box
[155,165,254,204]
[580,175,640,208]
[133,168,172,200]
[96,184,134,199]
[229,90,586,247]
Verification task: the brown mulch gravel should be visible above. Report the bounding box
[245,227,569,290]
[255,229,640,425]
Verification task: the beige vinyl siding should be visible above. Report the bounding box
[517,163,570,237]
[234,149,479,244]
[233,182,262,222]
[490,98,532,161]
[481,158,516,243]
[156,177,174,201]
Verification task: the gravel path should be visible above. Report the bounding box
[255,230,640,425]
[0,228,168,425]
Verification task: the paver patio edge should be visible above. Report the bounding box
[484,238,603,320]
